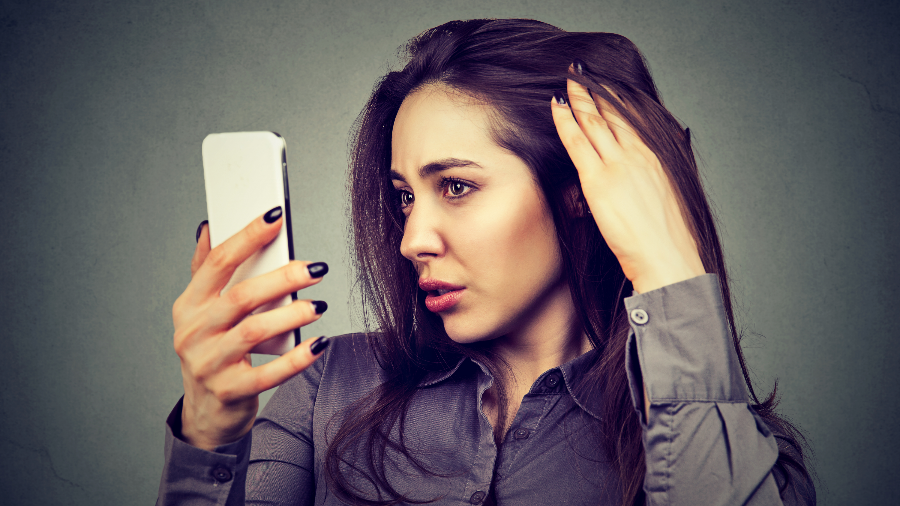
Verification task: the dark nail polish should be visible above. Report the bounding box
[195,220,208,242]
[263,206,283,223]
[307,262,329,278]
[312,300,328,315]
[553,91,568,106]
[309,336,330,355]
[573,59,585,75]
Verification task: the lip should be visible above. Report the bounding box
[419,278,465,313]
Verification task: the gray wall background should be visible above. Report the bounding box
[1,0,897,504]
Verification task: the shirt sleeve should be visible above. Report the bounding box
[623,273,803,505]
[157,345,326,506]
[156,397,252,506]
[243,352,323,506]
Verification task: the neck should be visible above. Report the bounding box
[489,279,590,392]
[480,279,589,441]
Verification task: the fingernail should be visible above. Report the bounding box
[195,220,208,242]
[307,262,329,278]
[573,59,585,75]
[263,206,283,223]
[311,300,328,315]
[553,91,568,106]
[309,336,330,355]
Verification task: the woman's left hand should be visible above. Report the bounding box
[550,73,706,293]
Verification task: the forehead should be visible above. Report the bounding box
[390,85,498,175]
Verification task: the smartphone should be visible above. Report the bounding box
[201,131,298,355]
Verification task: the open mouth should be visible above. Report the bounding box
[419,279,465,312]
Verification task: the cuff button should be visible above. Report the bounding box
[211,466,233,483]
[630,309,649,325]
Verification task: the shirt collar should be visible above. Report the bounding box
[418,355,467,387]
[558,347,604,421]
[415,348,605,421]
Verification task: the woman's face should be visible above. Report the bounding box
[391,85,572,344]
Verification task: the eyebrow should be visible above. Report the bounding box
[389,158,483,182]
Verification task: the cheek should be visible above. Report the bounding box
[457,191,560,290]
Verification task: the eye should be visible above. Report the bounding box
[441,178,474,199]
[448,181,467,196]
[398,190,414,209]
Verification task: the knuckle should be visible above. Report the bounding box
[278,353,306,380]
[205,246,231,270]
[212,382,239,404]
[173,330,188,355]
[579,111,604,128]
[184,356,212,384]
[190,257,202,275]
[249,373,270,394]
[282,262,306,287]
[567,133,592,151]
[172,296,185,320]
[173,320,202,356]
[223,287,252,311]
[237,319,267,344]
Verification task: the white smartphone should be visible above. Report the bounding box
[201,131,299,355]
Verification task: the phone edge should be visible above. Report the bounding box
[272,132,302,347]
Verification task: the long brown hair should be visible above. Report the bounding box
[329,18,813,505]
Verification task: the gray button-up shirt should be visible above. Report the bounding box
[157,274,814,505]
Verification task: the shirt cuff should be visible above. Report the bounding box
[624,273,749,411]
[157,397,251,505]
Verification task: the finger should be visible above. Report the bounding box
[210,261,328,329]
[214,261,328,327]
[550,92,607,184]
[191,220,210,278]
[218,298,327,363]
[188,206,284,301]
[566,77,622,162]
[231,335,331,398]
[591,86,643,150]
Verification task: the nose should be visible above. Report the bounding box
[399,204,445,264]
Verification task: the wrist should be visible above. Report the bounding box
[180,397,255,451]
[630,258,705,294]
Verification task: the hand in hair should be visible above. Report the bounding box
[550,73,706,295]
[172,213,329,450]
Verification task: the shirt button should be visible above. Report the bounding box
[513,428,530,440]
[630,308,649,325]
[545,374,560,387]
[211,466,232,483]
[469,491,486,504]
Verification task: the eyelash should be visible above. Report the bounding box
[396,177,476,211]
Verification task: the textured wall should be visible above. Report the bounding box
[1,0,897,504]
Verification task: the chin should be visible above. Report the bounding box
[440,314,503,345]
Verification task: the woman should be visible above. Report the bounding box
[159,19,814,505]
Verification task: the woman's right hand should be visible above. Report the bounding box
[172,207,330,451]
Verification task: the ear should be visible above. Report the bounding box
[563,183,591,218]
